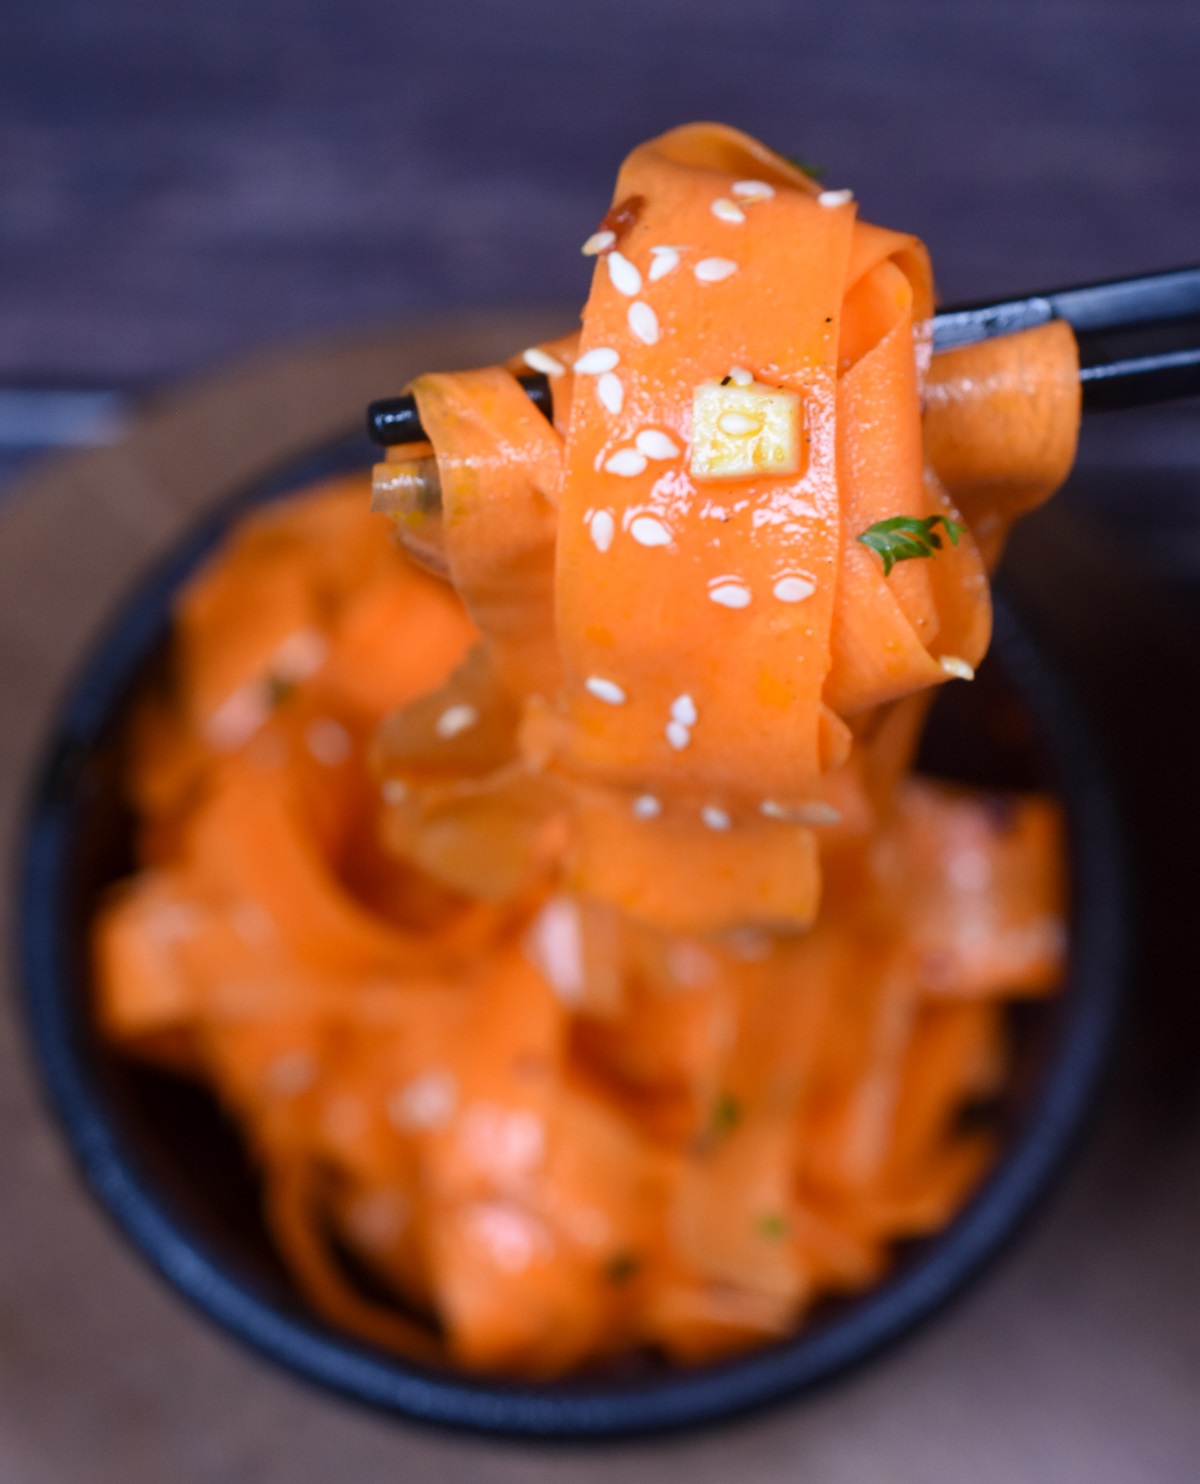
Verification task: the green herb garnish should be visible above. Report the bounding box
[605,1251,640,1285]
[266,673,296,708]
[784,154,822,178]
[857,514,963,578]
[710,1092,742,1139]
[756,1212,789,1241]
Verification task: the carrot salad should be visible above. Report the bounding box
[94,124,1078,1377]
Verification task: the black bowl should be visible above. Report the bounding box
[17,436,1128,1439]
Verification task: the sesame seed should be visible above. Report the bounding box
[701,805,731,831]
[628,300,660,345]
[305,717,352,766]
[605,448,647,478]
[711,198,746,223]
[630,514,671,545]
[727,365,753,386]
[797,802,843,826]
[939,655,976,681]
[648,246,681,281]
[717,410,763,437]
[526,896,585,1004]
[589,509,615,552]
[597,371,625,414]
[709,580,752,609]
[635,429,680,460]
[274,627,328,682]
[206,685,270,750]
[732,179,775,200]
[266,1050,317,1097]
[574,346,619,374]
[582,229,616,255]
[435,703,479,739]
[670,694,698,726]
[818,188,854,207]
[694,257,738,283]
[522,346,565,376]
[585,675,627,705]
[665,720,691,750]
[381,778,409,804]
[632,794,662,819]
[388,1069,457,1131]
[759,798,840,825]
[607,250,642,296]
[773,574,816,603]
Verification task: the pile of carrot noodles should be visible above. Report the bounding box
[95,124,1077,1377]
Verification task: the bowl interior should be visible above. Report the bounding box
[20,439,1126,1436]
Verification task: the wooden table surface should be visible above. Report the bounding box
[1,319,1199,1482]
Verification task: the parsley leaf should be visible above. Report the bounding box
[710,1092,742,1139]
[266,673,296,708]
[857,514,963,578]
[783,154,822,178]
[605,1251,640,1285]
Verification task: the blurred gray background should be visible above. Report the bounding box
[3,0,1199,385]
[7,0,1200,583]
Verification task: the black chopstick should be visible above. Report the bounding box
[368,264,1200,445]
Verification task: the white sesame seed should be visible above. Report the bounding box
[939,655,976,681]
[597,371,624,414]
[388,1069,457,1131]
[205,685,271,750]
[709,580,753,609]
[701,805,731,831]
[797,802,843,826]
[818,188,854,207]
[589,509,615,552]
[630,514,671,545]
[694,257,739,283]
[717,410,763,437]
[773,574,816,603]
[574,346,619,375]
[266,1049,316,1097]
[525,896,585,1004]
[732,179,775,200]
[273,627,328,682]
[605,448,647,478]
[582,229,616,256]
[522,346,565,376]
[607,250,642,296]
[585,675,627,705]
[665,720,691,750]
[727,365,754,386]
[305,717,352,767]
[635,429,680,460]
[627,300,660,345]
[648,246,681,281]
[670,694,698,727]
[381,777,409,804]
[759,798,842,826]
[344,1189,409,1250]
[435,703,479,739]
[632,794,662,819]
[711,198,746,223]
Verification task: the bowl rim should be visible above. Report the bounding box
[15,439,1129,1439]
